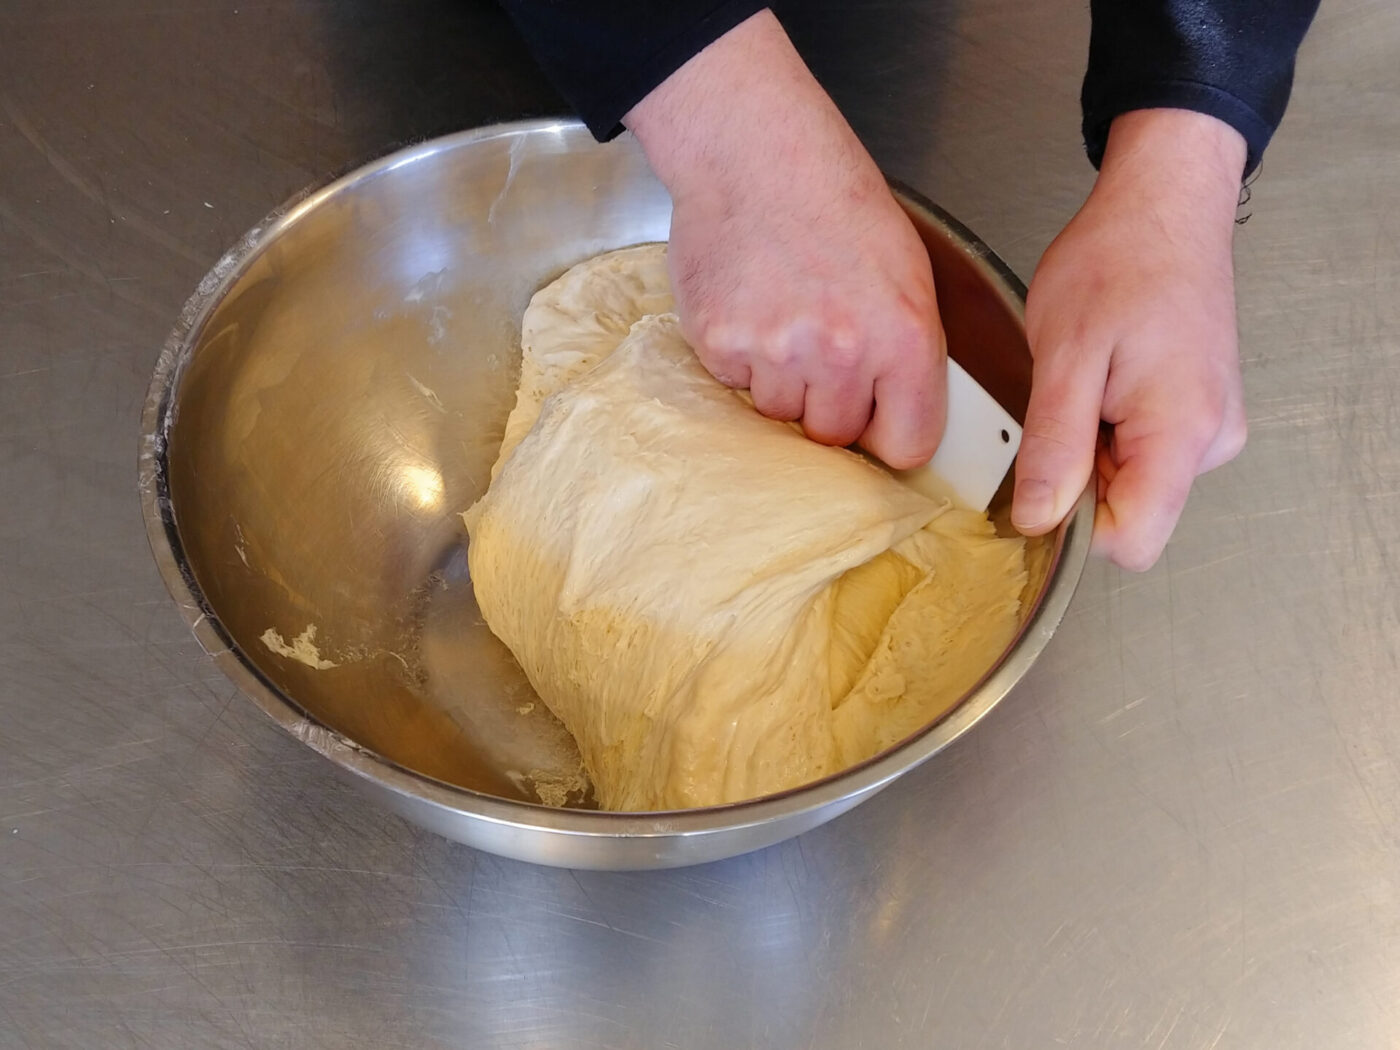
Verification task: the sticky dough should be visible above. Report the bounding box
[463,244,1027,811]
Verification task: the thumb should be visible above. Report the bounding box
[1012,337,1109,535]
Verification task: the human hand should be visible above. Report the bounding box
[1012,109,1250,570]
[624,11,946,469]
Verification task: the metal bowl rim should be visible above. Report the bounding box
[138,117,1093,837]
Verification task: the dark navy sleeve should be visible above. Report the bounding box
[1082,0,1320,175]
[501,2,1319,173]
[497,0,770,141]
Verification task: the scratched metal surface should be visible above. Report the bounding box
[2,0,1398,1046]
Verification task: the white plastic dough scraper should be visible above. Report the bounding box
[891,357,1022,512]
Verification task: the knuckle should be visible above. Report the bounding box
[761,339,798,370]
[820,327,865,373]
[694,319,741,357]
[1216,415,1248,462]
[891,296,938,346]
[692,323,753,387]
[1180,393,1239,458]
[758,321,811,370]
[1023,411,1084,458]
[1061,315,1101,360]
[698,350,748,389]
[1182,417,1223,459]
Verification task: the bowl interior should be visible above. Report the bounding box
[159,122,1056,810]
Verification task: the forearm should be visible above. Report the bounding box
[1083,0,1321,175]
[623,11,872,202]
[498,0,769,140]
[1098,109,1247,225]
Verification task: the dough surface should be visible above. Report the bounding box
[463,245,1026,811]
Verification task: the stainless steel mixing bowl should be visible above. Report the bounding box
[140,119,1092,870]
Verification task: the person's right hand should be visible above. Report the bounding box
[625,10,947,470]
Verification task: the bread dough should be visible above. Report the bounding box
[463,245,1026,811]
[493,243,674,479]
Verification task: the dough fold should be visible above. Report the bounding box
[464,245,1026,810]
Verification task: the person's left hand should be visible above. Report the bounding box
[624,10,947,470]
[1011,108,1250,571]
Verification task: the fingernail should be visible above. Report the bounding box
[1012,479,1055,530]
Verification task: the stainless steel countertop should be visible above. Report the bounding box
[3,1,1397,1046]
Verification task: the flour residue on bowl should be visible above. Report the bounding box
[260,624,337,669]
[507,764,591,808]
